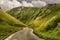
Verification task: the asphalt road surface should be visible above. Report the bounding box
[5,27,44,40]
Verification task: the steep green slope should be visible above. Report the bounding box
[8,4,60,40]
[7,7,41,24]
[0,9,27,27]
[0,9,27,40]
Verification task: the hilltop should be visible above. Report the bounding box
[8,4,60,40]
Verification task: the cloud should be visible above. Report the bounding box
[41,0,60,4]
[22,1,33,7]
[0,0,21,11]
[0,0,60,11]
[32,0,46,7]
[20,0,46,7]
[0,0,47,11]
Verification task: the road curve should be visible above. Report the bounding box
[5,27,44,40]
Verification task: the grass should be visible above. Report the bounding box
[0,24,22,40]
[0,9,27,40]
[0,9,27,27]
[6,3,60,40]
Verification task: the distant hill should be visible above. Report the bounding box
[0,9,27,27]
[8,4,60,40]
[7,7,41,24]
[0,9,27,40]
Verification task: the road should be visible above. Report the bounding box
[5,27,44,40]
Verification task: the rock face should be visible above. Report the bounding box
[5,27,44,40]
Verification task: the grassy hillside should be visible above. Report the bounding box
[7,7,41,24]
[0,9,27,27]
[8,4,60,40]
[0,9,27,40]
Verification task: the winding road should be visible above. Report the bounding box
[5,27,44,40]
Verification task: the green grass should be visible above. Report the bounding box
[7,3,60,40]
[0,24,22,40]
[0,9,27,40]
[0,9,27,27]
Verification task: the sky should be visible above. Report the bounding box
[0,0,22,11]
[0,0,47,11]
[41,0,60,4]
[0,0,60,11]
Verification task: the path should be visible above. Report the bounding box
[5,27,44,40]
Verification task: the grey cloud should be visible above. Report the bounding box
[0,0,46,11]
[0,0,60,11]
[41,0,60,4]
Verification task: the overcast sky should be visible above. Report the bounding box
[0,0,46,11]
[0,0,60,11]
[40,0,60,4]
